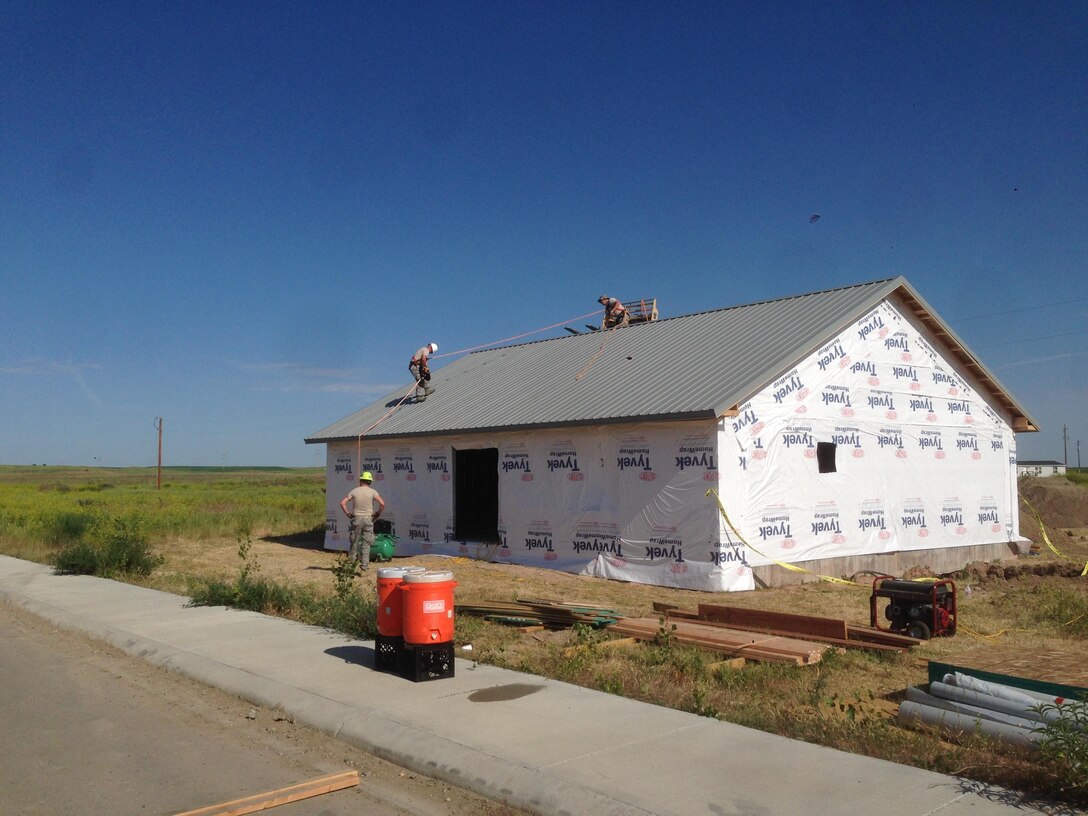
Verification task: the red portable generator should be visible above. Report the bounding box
[869,576,956,640]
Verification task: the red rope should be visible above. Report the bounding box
[433,310,600,358]
[356,308,605,466]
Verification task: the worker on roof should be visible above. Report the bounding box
[598,296,629,330]
[409,342,438,402]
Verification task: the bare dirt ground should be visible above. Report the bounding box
[157,475,1088,629]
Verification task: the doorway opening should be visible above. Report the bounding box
[454,447,499,541]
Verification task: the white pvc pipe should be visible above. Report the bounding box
[904,686,1040,730]
[899,700,1041,749]
[944,672,1059,705]
[928,681,1052,725]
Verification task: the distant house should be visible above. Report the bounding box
[1017,460,1067,478]
[306,277,1038,592]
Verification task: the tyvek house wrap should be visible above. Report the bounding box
[321,297,1020,593]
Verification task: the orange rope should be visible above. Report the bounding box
[357,384,417,467]
[356,308,605,465]
[575,324,619,380]
[433,310,600,358]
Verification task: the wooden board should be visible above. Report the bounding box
[608,617,828,665]
[656,603,909,653]
[173,770,358,816]
[696,604,848,640]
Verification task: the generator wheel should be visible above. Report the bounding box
[906,621,931,640]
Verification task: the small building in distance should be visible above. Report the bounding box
[1017,460,1067,478]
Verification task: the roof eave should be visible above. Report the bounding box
[305,409,721,444]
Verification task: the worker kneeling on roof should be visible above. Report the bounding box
[409,342,438,402]
[598,295,629,329]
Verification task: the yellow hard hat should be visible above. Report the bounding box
[360,471,374,482]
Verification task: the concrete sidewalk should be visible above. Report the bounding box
[0,555,1071,816]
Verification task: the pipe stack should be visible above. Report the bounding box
[898,671,1080,748]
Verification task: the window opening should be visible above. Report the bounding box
[817,442,837,474]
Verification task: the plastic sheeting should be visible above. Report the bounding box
[322,420,751,591]
[716,298,1020,570]
[319,297,1022,592]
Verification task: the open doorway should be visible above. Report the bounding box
[454,447,498,541]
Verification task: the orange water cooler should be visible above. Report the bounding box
[399,570,458,681]
[373,566,424,673]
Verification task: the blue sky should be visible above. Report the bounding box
[2,2,1085,468]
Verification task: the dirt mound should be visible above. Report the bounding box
[1018,476,1088,530]
[950,559,1086,584]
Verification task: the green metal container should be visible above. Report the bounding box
[370,533,396,562]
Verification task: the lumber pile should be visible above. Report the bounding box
[653,603,919,653]
[607,617,830,665]
[456,598,621,629]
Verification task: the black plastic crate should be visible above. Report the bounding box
[401,641,455,682]
[374,634,403,673]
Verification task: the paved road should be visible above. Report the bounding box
[0,601,524,816]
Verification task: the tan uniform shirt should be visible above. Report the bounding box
[346,484,382,520]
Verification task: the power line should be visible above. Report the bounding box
[973,329,1088,349]
[950,295,1088,322]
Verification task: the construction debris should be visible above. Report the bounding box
[455,598,621,629]
[173,770,358,816]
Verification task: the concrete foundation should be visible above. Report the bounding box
[751,540,1025,589]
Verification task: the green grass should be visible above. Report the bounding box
[1067,469,1088,487]
[0,465,324,546]
[188,536,376,639]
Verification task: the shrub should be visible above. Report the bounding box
[53,515,162,577]
[40,511,95,546]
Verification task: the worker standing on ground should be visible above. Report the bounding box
[409,342,438,402]
[339,471,385,570]
[599,296,629,329]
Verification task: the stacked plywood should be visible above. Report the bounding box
[607,616,831,665]
[655,602,919,653]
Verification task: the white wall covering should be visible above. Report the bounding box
[322,420,752,591]
[720,298,1019,571]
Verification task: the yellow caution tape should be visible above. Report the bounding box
[705,489,858,587]
[1019,495,1088,577]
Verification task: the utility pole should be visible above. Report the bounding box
[154,417,164,490]
[1063,424,1068,467]
[1078,440,1082,470]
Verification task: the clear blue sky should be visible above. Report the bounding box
[2,2,1085,468]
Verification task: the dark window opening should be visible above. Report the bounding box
[454,448,499,541]
[817,442,837,473]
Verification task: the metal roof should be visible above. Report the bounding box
[306,277,1037,443]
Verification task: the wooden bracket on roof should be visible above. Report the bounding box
[720,405,741,418]
[1012,417,1033,432]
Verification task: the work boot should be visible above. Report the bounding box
[416,395,426,402]
[425,386,435,395]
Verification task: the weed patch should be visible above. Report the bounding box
[53,515,162,578]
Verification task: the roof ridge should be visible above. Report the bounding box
[468,277,901,354]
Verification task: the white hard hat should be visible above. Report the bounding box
[429,342,439,353]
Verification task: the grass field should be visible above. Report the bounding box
[1,465,1086,806]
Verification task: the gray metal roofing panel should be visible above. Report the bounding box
[305,277,1035,443]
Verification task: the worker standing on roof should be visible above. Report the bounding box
[339,471,385,570]
[598,296,629,330]
[409,342,438,402]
